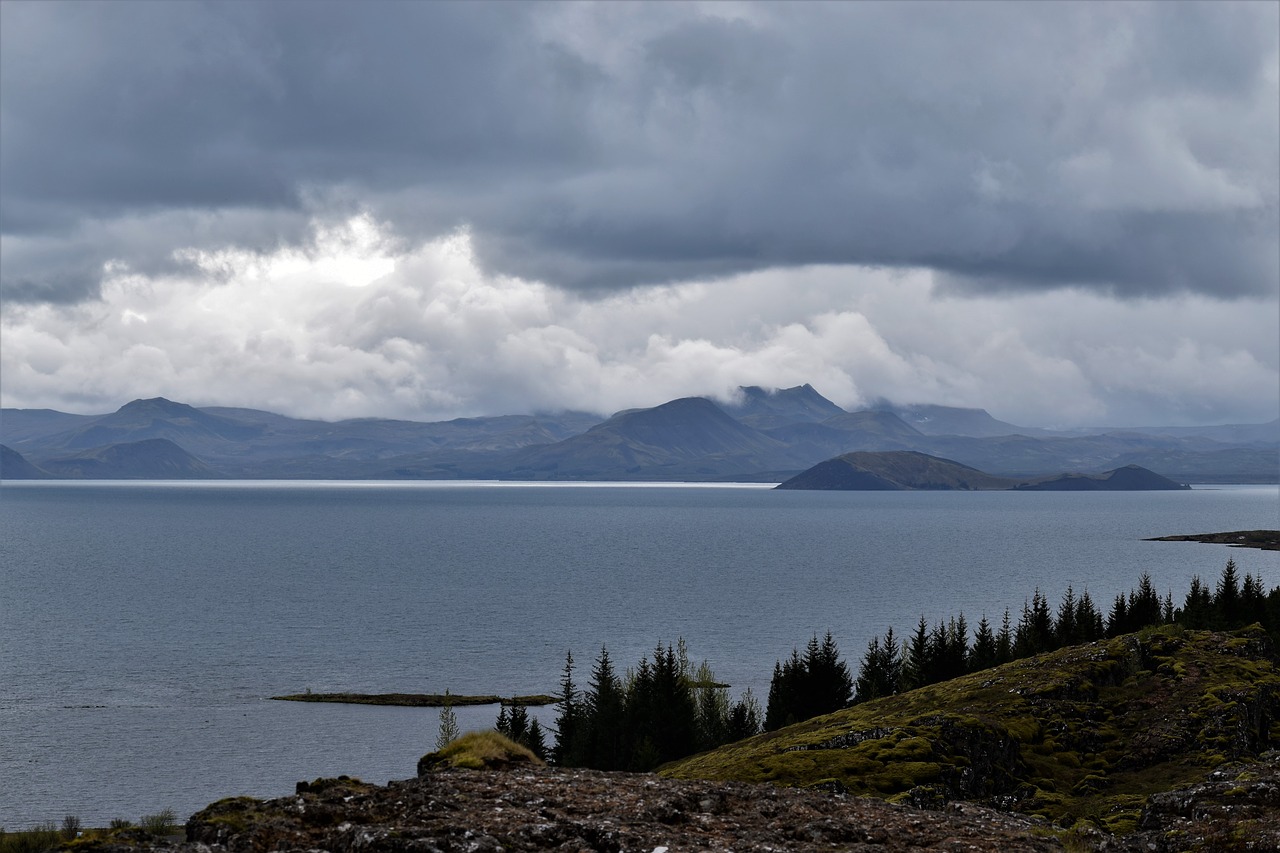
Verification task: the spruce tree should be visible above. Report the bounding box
[585,646,625,769]
[855,630,900,702]
[1216,558,1241,627]
[508,704,530,745]
[727,688,762,741]
[944,616,968,679]
[765,651,804,730]
[648,643,697,764]
[552,651,580,766]
[904,615,930,689]
[1056,586,1078,647]
[807,632,854,715]
[1107,593,1129,636]
[996,608,1014,664]
[525,718,548,762]
[435,689,459,750]
[1076,589,1103,640]
[969,614,997,672]
[1130,573,1162,628]
[1180,575,1212,628]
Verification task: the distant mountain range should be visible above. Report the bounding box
[2,385,1276,483]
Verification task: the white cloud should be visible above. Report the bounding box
[2,216,1275,427]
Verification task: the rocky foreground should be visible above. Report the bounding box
[76,752,1280,853]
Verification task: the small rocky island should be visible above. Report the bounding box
[776,451,1190,491]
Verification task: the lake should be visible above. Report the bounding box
[1,481,1277,827]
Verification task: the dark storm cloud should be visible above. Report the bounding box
[2,1,1276,303]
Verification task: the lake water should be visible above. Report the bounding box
[1,481,1277,827]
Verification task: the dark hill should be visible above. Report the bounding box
[665,625,1280,835]
[499,397,800,479]
[0,444,54,479]
[39,438,220,479]
[0,408,98,445]
[46,397,263,453]
[1015,464,1189,491]
[777,450,1016,491]
[717,384,846,430]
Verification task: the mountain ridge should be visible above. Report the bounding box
[2,387,1274,482]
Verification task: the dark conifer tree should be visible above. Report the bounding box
[1215,558,1241,628]
[1056,586,1078,647]
[807,631,854,713]
[552,650,581,766]
[1076,588,1103,641]
[765,652,803,731]
[525,718,548,762]
[1180,575,1213,628]
[1015,593,1053,657]
[926,619,949,683]
[996,608,1014,664]
[647,643,697,764]
[508,704,530,745]
[625,656,656,767]
[585,646,625,769]
[904,615,930,689]
[726,689,762,741]
[1241,573,1267,626]
[1129,572,1162,628]
[1031,590,1054,652]
[856,634,886,702]
[1107,593,1129,637]
[969,614,998,672]
[855,629,901,702]
[943,616,968,680]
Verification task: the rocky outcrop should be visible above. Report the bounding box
[1129,753,1280,852]
[62,756,1280,853]
[114,769,1075,852]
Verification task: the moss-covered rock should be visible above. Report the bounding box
[417,730,543,773]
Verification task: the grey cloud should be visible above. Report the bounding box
[2,0,1276,303]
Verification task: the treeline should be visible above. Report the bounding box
[541,558,1276,767]
[549,641,761,771]
[811,558,1280,714]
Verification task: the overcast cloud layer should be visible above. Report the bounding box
[1,1,1277,426]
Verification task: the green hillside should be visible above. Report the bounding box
[663,625,1280,834]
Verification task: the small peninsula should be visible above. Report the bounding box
[271,692,557,707]
[1144,530,1280,551]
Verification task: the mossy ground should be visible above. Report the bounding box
[663,625,1280,834]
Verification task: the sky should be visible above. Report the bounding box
[1,1,1277,428]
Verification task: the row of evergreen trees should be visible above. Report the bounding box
[534,559,1274,763]
[550,641,761,771]
[844,558,1279,705]
[495,702,549,761]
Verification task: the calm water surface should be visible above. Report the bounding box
[2,481,1277,826]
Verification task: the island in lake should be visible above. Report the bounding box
[776,450,1190,491]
